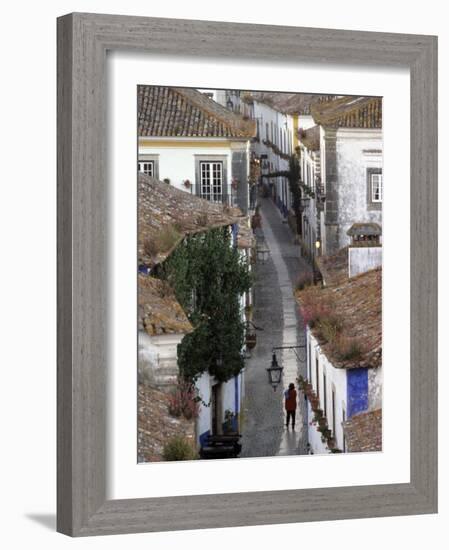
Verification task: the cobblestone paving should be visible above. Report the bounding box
[240,198,312,458]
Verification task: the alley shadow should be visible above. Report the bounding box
[25,513,56,531]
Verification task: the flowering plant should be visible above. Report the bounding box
[167,380,200,420]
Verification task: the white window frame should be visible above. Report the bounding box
[371,173,383,202]
[199,161,224,203]
[138,160,154,176]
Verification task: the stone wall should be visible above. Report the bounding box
[138,382,196,462]
[322,128,382,255]
[232,146,249,214]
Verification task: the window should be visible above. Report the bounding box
[367,168,382,210]
[315,356,320,398]
[138,155,159,180]
[138,160,154,176]
[371,173,383,202]
[199,161,223,203]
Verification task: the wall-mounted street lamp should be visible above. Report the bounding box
[266,353,283,391]
[315,239,321,250]
[267,344,307,391]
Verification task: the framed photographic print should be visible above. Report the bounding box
[57,13,437,536]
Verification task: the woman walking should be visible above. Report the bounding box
[284,382,297,430]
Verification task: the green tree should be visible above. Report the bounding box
[159,226,251,382]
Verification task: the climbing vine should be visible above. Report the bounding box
[261,155,305,236]
[287,155,303,236]
[158,226,252,383]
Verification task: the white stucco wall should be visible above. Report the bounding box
[299,144,321,257]
[349,246,382,277]
[252,101,293,211]
[196,372,212,441]
[138,331,185,387]
[195,371,243,443]
[335,129,383,249]
[296,114,315,131]
[139,140,232,191]
[307,330,348,454]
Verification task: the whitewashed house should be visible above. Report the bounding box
[138,174,253,451]
[200,89,243,115]
[306,96,383,256]
[237,91,335,239]
[297,252,382,454]
[296,125,322,261]
[240,93,294,216]
[138,86,256,214]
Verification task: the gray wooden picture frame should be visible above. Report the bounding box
[57,12,438,537]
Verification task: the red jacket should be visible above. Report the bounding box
[285,389,297,411]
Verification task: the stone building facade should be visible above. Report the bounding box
[311,96,383,256]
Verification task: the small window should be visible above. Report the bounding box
[138,160,154,176]
[367,168,382,209]
[371,173,383,202]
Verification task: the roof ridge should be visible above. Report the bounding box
[173,87,254,137]
[311,96,382,128]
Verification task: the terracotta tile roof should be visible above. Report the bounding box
[138,86,256,138]
[138,273,193,336]
[242,91,335,115]
[343,409,382,452]
[316,247,349,287]
[138,382,196,462]
[311,96,382,129]
[138,174,252,266]
[296,267,382,369]
[299,124,320,151]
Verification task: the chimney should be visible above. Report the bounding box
[347,223,382,278]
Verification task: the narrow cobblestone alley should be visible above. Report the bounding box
[240,197,312,458]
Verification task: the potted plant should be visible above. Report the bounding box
[183,179,192,189]
[223,409,237,434]
[303,385,311,396]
